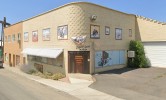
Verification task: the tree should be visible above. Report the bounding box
[128,40,148,68]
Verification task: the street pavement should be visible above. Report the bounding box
[0,68,78,100]
[90,67,166,100]
[3,64,123,100]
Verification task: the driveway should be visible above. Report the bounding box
[90,67,166,100]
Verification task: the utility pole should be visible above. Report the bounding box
[0,17,10,63]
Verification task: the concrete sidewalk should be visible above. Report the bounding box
[3,64,123,100]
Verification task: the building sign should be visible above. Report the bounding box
[71,35,90,51]
[76,45,90,51]
[71,35,86,45]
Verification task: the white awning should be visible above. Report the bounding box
[22,48,63,58]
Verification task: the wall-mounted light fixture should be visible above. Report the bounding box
[90,15,97,21]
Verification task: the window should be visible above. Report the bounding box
[12,34,15,42]
[18,33,21,40]
[41,57,47,64]
[115,28,122,40]
[36,56,42,62]
[16,55,20,65]
[8,35,11,42]
[47,58,53,65]
[24,32,29,42]
[5,36,7,42]
[129,29,132,37]
[43,28,50,41]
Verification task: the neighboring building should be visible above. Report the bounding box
[4,2,166,75]
[136,16,166,68]
[4,22,23,67]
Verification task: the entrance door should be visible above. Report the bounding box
[13,55,15,67]
[9,54,11,67]
[68,51,90,74]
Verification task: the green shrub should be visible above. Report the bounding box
[51,73,65,80]
[128,40,148,68]
[27,69,37,74]
[28,70,65,80]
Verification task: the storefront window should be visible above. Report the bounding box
[36,56,42,62]
[47,58,53,65]
[41,57,47,64]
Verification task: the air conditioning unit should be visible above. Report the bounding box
[128,51,135,58]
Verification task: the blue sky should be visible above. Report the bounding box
[0,0,166,24]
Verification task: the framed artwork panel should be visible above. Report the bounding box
[43,28,50,41]
[129,29,132,37]
[57,25,68,40]
[90,25,100,39]
[105,26,110,35]
[115,28,122,40]
[32,31,38,42]
[24,32,29,42]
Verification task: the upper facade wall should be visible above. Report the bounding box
[77,3,135,50]
[4,22,23,53]
[136,17,166,42]
[23,2,135,50]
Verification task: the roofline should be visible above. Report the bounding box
[7,2,135,27]
[23,2,135,22]
[4,21,23,29]
[142,40,166,43]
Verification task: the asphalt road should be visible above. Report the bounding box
[90,67,166,100]
[0,68,78,100]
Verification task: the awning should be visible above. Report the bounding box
[22,48,63,58]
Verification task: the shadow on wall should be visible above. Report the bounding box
[97,67,137,74]
[135,18,142,41]
[146,57,152,67]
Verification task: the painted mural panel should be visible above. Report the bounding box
[112,51,120,65]
[95,51,103,68]
[119,50,125,64]
[103,51,113,67]
[95,50,126,68]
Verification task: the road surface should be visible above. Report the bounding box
[0,68,78,100]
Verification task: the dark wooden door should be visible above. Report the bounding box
[68,51,90,74]
[13,55,15,67]
[9,54,11,66]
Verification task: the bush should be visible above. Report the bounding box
[51,73,65,80]
[27,69,65,80]
[128,40,148,68]
[27,69,37,74]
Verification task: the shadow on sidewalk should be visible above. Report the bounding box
[98,67,137,74]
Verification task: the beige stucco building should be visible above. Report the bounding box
[21,2,135,74]
[4,2,166,75]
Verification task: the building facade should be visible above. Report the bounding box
[4,22,23,67]
[5,2,165,75]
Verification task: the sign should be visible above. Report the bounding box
[71,35,86,45]
[76,45,90,51]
